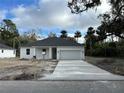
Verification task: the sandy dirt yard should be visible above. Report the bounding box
[0,58,58,80]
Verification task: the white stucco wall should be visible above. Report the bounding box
[20,46,85,60]
[35,48,49,60]
[20,47,35,59]
[57,46,84,60]
[20,47,50,59]
[0,49,16,58]
[49,47,52,59]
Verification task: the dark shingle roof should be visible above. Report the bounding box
[23,37,83,47]
[0,43,14,49]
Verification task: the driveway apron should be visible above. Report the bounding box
[41,60,124,80]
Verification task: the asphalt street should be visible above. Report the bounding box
[0,81,124,93]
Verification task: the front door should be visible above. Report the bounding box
[52,48,57,59]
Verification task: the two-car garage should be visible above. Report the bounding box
[59,50,83,60]
[58,47,84,60]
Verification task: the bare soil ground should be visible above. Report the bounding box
[86,57,124,76]
[0,58,58,80]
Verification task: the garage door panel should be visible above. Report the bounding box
[60,50,81,60]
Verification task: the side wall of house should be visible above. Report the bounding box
[0,49,16,58]
[20,47,35,59]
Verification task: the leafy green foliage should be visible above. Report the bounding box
[85,27,98,49]
[86,42,124,57]
[60,30,68,38]
[74,31,82,41]
[68,0,101,14]
[68,0,124,39]
[0,19,19,48]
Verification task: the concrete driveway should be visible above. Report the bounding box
[41,60,124,80]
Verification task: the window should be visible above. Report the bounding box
[1,50,4,53]
[42,49,46,52]
[26,49,30,55]
[42,49,46,55]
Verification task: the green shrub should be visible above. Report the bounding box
[85,42,124,57]
[116,46,124,57]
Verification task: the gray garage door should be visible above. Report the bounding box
[60,50,82,60]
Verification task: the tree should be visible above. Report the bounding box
[97,13,124,39]
[0,19,19,48]
[19,32,37,47]
[31,29,38,41]
[68,0,124,39]
[96,24,107,42]
[68,0,124,15]
[74,31,82,42]
[60,30,68,38]
[68,0,101,14]
[2,19,19,36]
[85,27,98,49]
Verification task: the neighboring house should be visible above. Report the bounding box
[20,37,84,60]
[0,43,16,58]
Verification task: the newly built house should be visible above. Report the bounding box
[20,37,84,60]
[0,43,16,58]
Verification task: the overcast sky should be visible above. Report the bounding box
[0,0,110,43]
